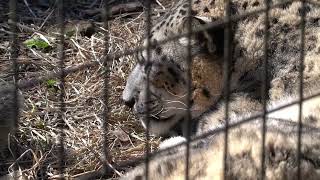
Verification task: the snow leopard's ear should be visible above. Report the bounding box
[177,17,218,54]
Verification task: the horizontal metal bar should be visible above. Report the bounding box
[2,0,299,92]
[114,91,320,169]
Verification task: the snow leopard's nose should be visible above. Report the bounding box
[123,97,135,109]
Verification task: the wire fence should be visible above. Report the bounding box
[2,0,320,179]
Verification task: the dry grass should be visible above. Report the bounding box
[0,1,173,179]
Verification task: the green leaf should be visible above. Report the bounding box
[46,79,57,88]
[23,35,51,49]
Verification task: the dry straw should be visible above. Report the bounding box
[0,0,173,178]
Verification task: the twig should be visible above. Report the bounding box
[38,8,55,31]
[9,20,50,36]
[155,0,166,10]
[23,0,37,18]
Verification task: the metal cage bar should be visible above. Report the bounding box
[223,0,232,178]
[144,0,153,179]
[260,0,270,179]
[184,0,193,179]
[2,0,320,179]
[297,0,306,179]
[102,0,111,176]
[115,91,320,170]
[4,0,298,94]
[115,0,318,173]
[57,0,66,177]
[8,0,20,173]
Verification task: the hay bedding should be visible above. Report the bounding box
[0,0,173,179]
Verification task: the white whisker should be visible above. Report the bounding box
[161,107,189,112]
[163,100,188,107]
[152,107,164,116]
[151,114,159,119]
[164,86,187,98]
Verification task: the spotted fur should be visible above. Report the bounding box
[121,89,320,180]
[122,0,320,178]
[123,0,320,135]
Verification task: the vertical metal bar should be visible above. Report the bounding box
[223,0,231,179]
[184,0,193,179]
[102,0,110,176]
[144,0,152,179]
[57,0,66,177]
[260,0,270,179]
[9,0,19,171]
[297,1,306,179]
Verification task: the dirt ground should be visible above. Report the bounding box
[0,0,173,179]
